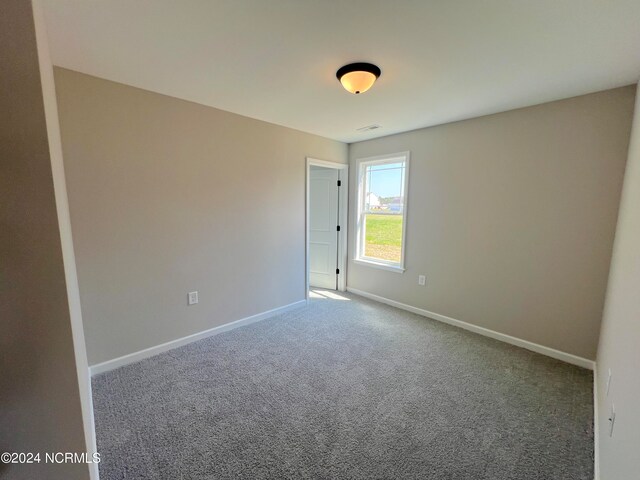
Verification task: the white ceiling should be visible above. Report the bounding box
[42,0,640,143]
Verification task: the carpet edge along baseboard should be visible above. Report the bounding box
[346,287,595,370]
[89,299,308,376]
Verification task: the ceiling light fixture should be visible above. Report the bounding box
[336,62,381,94]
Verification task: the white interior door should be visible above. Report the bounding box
[309,166,339,289]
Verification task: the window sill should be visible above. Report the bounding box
[353,258,405,273]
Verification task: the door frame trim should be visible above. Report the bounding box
[306,158,349,298]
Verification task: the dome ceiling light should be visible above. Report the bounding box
[336,62,381,94]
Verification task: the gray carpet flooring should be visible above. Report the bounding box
[93,289,594,479]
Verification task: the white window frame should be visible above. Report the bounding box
[354,152,410,273]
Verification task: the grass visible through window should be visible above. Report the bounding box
[364,213,403,263]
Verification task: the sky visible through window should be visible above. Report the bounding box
[366,162,405,199]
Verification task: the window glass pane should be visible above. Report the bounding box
[368,161,404,171]
[364,213,403,262]
[361,160,405,264]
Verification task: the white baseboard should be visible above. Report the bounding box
[346,287,595,370]
[593,364,600,480]
[89,300,307,376]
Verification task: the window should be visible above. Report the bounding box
[355,152,409,272]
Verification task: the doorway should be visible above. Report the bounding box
[306,158,348,298]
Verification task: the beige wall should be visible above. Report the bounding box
[54,68,347,365]
[596,83,640,479]
[348,87,636,360]
[0,2,88,479]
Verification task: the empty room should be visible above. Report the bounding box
[3,1,640,479]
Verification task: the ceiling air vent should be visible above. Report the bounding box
[356,124,382,132]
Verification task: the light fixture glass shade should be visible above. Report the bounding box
[336,63,381,94]
[340,70,377,94]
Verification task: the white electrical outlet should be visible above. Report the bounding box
[418,275,426,286]
[188,291,199,305]
[606,368,612,396]
[609,403,616,437]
